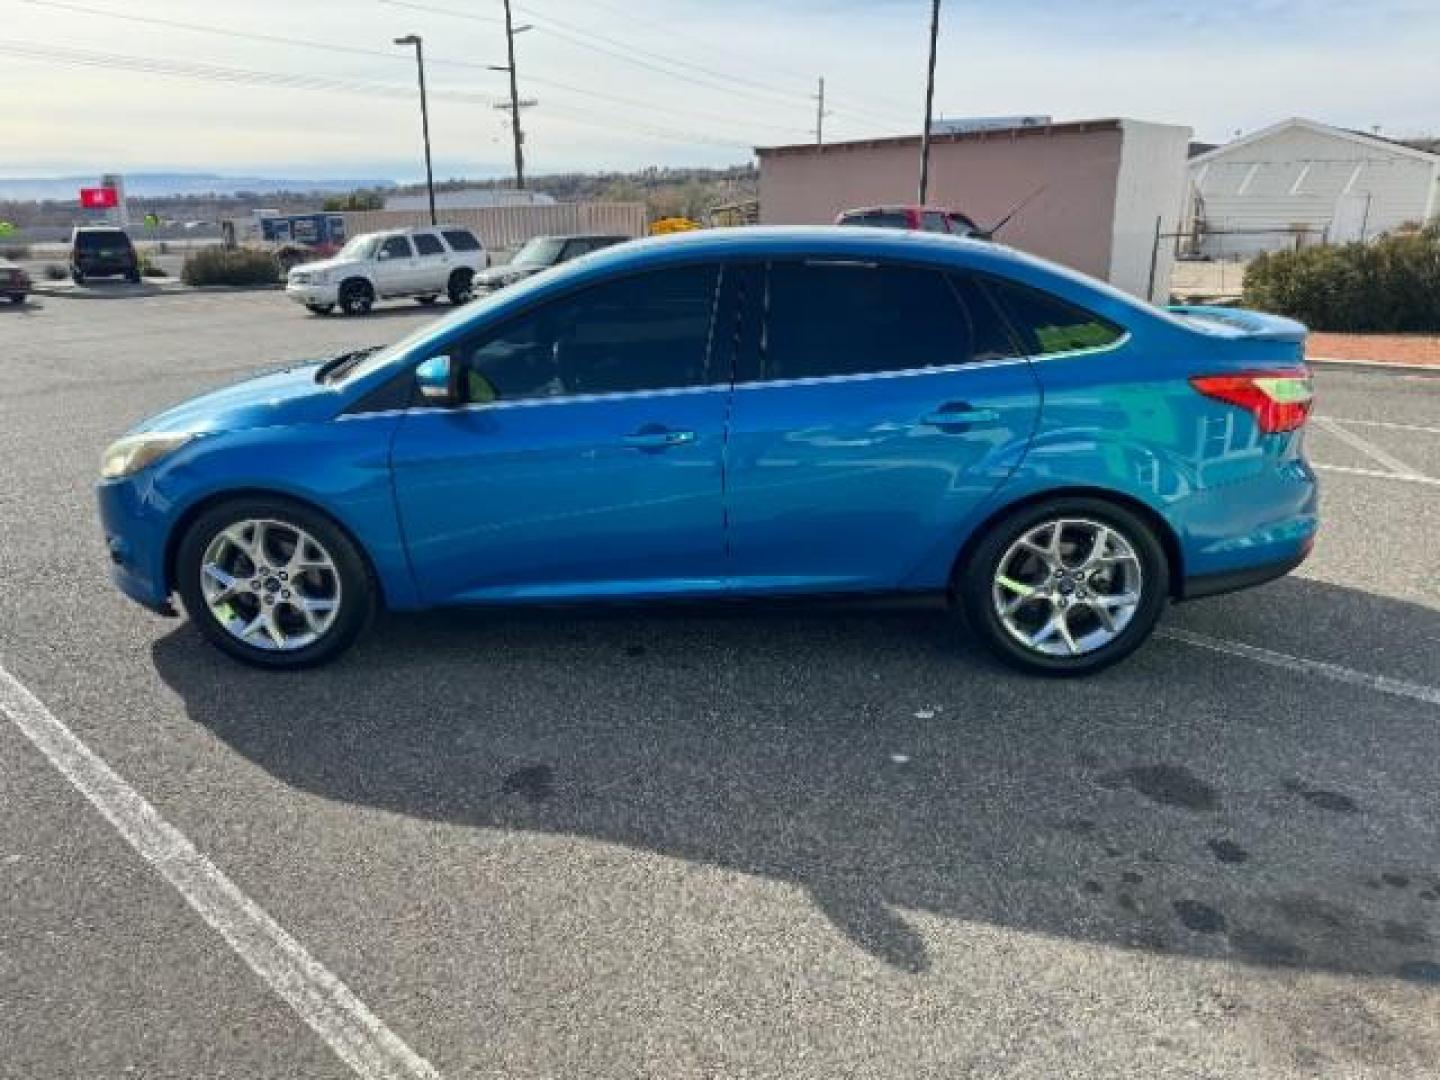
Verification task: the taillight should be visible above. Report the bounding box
[1189,368,1313,434]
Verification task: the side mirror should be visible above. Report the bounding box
[415,355,457,406]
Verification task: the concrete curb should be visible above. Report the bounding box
[29,282,282,300]
[1309,357,1440,375]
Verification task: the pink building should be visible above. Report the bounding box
[757,118,1191,302]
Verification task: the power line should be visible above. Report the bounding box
[524,0,915,126]
[17,0,801,143]
[0,40,497,103]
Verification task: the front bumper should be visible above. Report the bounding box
[286,281,340,306]
[97,476,176,615]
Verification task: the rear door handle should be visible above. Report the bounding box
[623,428,696,450]
[921,406,1001,428]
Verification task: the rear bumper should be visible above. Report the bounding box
[1179,543,1310,600]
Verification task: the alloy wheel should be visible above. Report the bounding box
[199,519,342,652]
[991,518,1143,657]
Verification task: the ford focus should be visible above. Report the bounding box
[97,228,1317,675]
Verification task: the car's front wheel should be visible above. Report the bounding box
[956,498,1169,676]
[175,498,375,669]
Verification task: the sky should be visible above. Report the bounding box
[0,0,1436,181]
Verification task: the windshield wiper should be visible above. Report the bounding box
[316,345,382,384]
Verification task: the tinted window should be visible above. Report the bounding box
[763,262,1003,380]
[921,211,949,233]
[413,233,444,256]
[985,279,1125,355]
[840,211,910,229]
[380,236,413,259]
[75,231,131,250]
[949,275,1023,363]
[442,229,481,252]
[454,265,720,402]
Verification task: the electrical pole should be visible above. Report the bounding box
[918,0,941,204]
[501,0,526,189]
[814,77,828,149]
[394,34,436,226]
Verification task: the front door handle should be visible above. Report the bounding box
[921,405,1001,428]
[623,427,696,451]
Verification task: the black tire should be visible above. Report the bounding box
[446,268,473,305]
[338,278,374,316]
[174,496,376,670]
[305,303,335,316]
[415,294,439,306]
[955,496,1170,677]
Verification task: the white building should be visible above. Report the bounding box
[1185,118,1440,258]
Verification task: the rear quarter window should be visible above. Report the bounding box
[985,278,1125,356]
[442,229,481,252]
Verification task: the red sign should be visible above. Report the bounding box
[80,186,118,209]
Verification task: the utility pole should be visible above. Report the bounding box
[813,77,829,149]
[918,0,941,203]
[394,34,436,226]
[500,0,527,189]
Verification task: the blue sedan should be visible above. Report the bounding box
[97,228,1317,675]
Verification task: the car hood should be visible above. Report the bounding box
[291,256,350,276]
[131,361,342,435]
[477,265,538,286]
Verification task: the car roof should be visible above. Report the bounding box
[841,205,965,214]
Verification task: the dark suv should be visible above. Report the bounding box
[71,227,141,284]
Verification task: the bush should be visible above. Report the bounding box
[181,247,279,287]
[1243,224,1440,332]
[0,243,30,260]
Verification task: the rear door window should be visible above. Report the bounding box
[920,211,950,233]
[984,278,1125,355]
[761,261,1011,381]
[413,233,445,256]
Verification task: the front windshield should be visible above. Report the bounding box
[512,237,566,267]
[337,235,379,260]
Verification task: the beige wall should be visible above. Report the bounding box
[340,202,647,251]
[759,127,1126,281]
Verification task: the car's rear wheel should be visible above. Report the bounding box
[956,497,1169,676]
[446,268,473,305]
[175,497,375,669]
[339,279,374,316]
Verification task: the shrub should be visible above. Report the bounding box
[0,243,30,260]
[1243,224,1440,332]
[181,247,279,287]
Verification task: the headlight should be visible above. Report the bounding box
[100,432,194,480]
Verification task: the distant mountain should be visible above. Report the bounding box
[0,172,398,201]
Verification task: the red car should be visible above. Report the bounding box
[1,258,31,304]
[836,205,984,238]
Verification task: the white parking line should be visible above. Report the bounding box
[1312,464,1440,488]
[1312,417,1426,479]
[0,662,441,1080]
[1316,416,1440,437]
[1159,628,1440,708]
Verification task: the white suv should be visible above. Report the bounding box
[285,227,488,316]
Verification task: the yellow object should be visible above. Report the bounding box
[650,217,700,235]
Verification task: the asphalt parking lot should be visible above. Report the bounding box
[1,291,1437,1079]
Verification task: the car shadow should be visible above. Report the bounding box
[151,577,1440,983]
